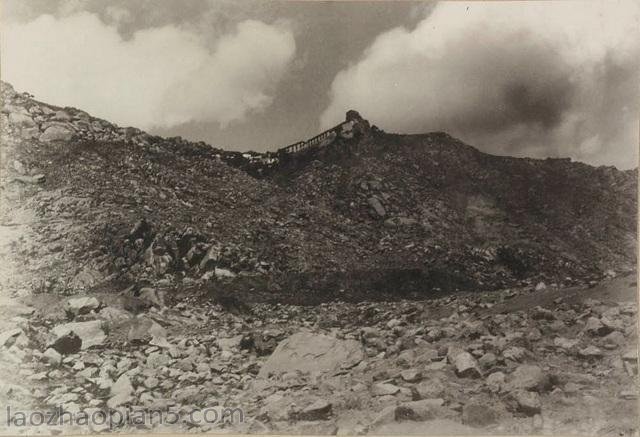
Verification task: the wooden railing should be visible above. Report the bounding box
[277,121,348,156]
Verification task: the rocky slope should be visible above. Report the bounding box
[0,81,636,303]
[0,81,638,434]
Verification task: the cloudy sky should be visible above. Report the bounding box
[2,0,639,169]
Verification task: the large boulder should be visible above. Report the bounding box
[64,297,101,318]
[52,321,106,349]
[8,111,36,128]
[107,374,135,408]
[40,124,75,142]
[447,347,481,378]
[258,331,364,378]
[127,316,167,344]
[50,331,82,355]
[368,197,386,217]
[508,364,552,392]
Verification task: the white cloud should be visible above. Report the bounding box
[1,13,295,129]
[321,1,640,169]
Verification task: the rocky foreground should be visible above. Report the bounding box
[0,261,638,435]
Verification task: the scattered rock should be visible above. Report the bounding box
[8,111,36,128]
[584,317,612,337]
[127,316,167,344]
[602,331,625,349]
[258,331,363,378]
[65,297,101,318]
[503,346,528,362]
[137,288,165,308]
[400,369,422,382]
[478,352,497,369]
[43,348,62,366]
[368,197,386,217]
[50,331,82,355]
[107,374,134,408]
[297,399,332,421]
[531,306,555,320]
[215,267,237,279]
[486,371,506,393]
[13,174,45,184]
[511,390,542,416]
[462,403,498,427]
[99,306,133,323]
[619,390,637,400]
[554,337,579,351]
[601,316,624,332]
[413,378,445,399]
[451,351,481,378]
[52,321,106,349]
[395,399,444,421]
[508,365,552,393]
[622,349,638,362]
[40,124,75,142]
[579,345,603,358]
[372,383,401,396]
[0,328,24,348]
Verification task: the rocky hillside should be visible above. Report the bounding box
[0,80,636,304]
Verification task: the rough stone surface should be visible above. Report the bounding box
[52,321,106,349]
[258,331,363,377]
[65,297,101,317]
[508,365,552,392]
[40,124,75,142]
[462,403,499,427]
[452,351,481,378]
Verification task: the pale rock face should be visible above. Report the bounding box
[258,331,364,378]
[43,348,62,365]
[64,296,101,317]
[511,390,542,416]
[372,382,402,396]
[107,374,135,408]
[508,364,551,392]
[40,124,75,142]
[452,351,482,378]
[52,320,106,349]
[8,111,36,128]
[127,316,167,344]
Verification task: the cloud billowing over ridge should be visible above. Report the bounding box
[321,1,640,169]
[1,12,296,129]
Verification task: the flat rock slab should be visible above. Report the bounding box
[258,331,364,378]
[52,320,106,349]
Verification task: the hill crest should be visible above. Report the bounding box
[1,80,636,303]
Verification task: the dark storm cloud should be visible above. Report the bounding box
[322,1,640,169]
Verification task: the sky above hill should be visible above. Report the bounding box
[2,0,639,168]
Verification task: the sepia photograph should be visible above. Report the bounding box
[0,0,638,435]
